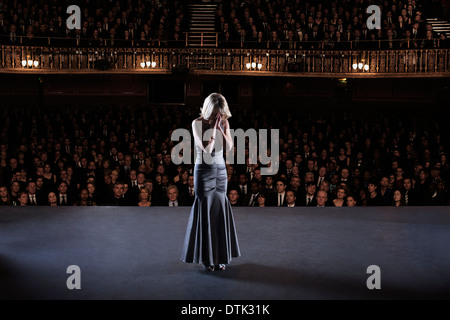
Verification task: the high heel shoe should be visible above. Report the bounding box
[205,265,215,272]
[215,264,226,271]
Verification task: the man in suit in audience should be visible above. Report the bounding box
[316,166,329,188]
[283,159,295,181]
[186,175,195,206]
[237,173,249,201]
[316,190,328,207]
[250,167,264,186]
[26,180,44,206]
[246,181,260,206]
[309,24,322,42]
[121,155,135,181]
[57,181,74,206]
[263,175,276,197]
[339,168,352,191]
[8,24,19,45]
[126,169,140,204]
[228,188,241,206]
[103,181,128,206]
[286,190,297,207]
[403,177,419,206]
[411,22,421,39]
[299,182,318,206]
[163,153,178,181]
[166,185,189,206]
[305,158,318,180]
[288,175,302,203]
[269,179,288,207]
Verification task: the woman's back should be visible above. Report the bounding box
[193,119,225,165]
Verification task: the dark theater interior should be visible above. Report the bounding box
[0,0,450,304]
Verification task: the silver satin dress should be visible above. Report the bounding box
[181,132,241,266]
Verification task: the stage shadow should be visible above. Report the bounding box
[0,255,34,300]
[203,262,450,300]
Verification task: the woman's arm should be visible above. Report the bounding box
[218,115,234,152]
[192,117,219,155]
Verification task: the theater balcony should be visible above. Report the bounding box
[1,39,450,78]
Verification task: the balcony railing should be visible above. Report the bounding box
[1,45,449,77]
[1,33,448,50]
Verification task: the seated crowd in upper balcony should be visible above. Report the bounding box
[0,0,188,47]
[0,0,448,49]
[216,0,448,49]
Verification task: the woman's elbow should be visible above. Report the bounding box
[205,144,215,155]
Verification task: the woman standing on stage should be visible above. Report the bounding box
[181,93,240,271]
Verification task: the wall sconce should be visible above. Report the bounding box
[140,60,156,68]
[140,53,157,68]
[246,61,262,70]
[352,59,369,72]
[22,57,39,68]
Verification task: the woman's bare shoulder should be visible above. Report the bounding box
[192,117,203,132]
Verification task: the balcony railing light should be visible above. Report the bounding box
[2,46,447,75]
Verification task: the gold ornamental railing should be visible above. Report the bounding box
[1,45,449,77]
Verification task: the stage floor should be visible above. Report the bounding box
[1,206,450,300]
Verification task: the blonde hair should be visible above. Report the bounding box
[199,93,232,121]
[139,187,151,202]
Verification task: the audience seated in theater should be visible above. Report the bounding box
[0,102,448,208]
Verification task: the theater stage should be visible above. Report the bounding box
[0,206,449,300]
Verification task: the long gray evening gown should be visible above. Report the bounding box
[181,130,240,266]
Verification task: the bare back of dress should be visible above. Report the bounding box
[194,120,225,165]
